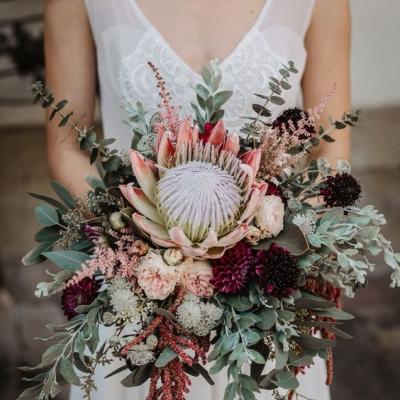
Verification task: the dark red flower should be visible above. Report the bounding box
[200,122,216,143]
[211,242,261,295]
[257,244,300,298]
[272,107,315,139]
[61,277,101,320]
[320,173,361,208]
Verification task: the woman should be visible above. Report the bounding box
[44,0,351,399]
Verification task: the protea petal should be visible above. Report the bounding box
[216,224,248,247]
[198,229,219,249]
[130,150,158,201]
[241,149,261,177]
[169,226,193,248]
[240,188,263,222]
[203,246,229,260]
[224,133,240,156]
[132,213,171,240]
[192,125,199,144]
[119,185,164,224]
[180,246,209,259]
[158,133,176,168]
[177,120,193,149]
[207,120,226,146]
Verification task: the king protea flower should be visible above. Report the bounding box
[120,120,267,259]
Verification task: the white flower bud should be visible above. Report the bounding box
[163,248,184,266]
[146,335,158,349]
[245,225,263,245]
[317,157,331,177]
[109,212,126,231]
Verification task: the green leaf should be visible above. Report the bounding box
[192,363,215,385]
[155,347,177,368]
[43,251,89,271]
[252,104,271,117]
[238,374,259,392]
[256,308,277,330]
[314,307,354,321]
[29,192,67,211]
[196,83,209,100]
[85,175,106,190]
[17,384,43,400]
[294,334,337,350]
[34,226,61,243]
[41,343,65,367]
[276,370,299,390]
[224,382,237,400]
[59,112,74,127]
[209,109,225,124]
[22,242,53,266]
[72,352,91,373]
[322,134,336,142]
[270,96,285,105]
[210,354,228,374]
[213,91,233,109]
[104,364,130,379]
[248,349,266,364]
[201,66,212,86]
[252,223,309,256]
[153,307,178,322]
[35,205,59,227]
[50,180,76,208]
[59,357,81,386]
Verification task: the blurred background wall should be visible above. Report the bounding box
[0,0,399,399]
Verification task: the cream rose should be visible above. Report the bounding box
[179,259,214,298]
[136,252,178,300]
[254,195,285,239]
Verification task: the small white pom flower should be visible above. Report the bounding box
[163,248,184,266]
[336,158,351,175]
[292,210,318,235]
[317,157,331,177]
[176,300,202,330]
[128,350,155,366]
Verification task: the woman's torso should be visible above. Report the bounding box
[84,0,315,150]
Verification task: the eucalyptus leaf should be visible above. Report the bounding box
[59,357,81,386]
[155,347,177,368]
[43,251,89,271]
[35,205,59,227]
[252,223,309,256]
[22,242,53,266]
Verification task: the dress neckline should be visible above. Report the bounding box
[128,0,273,79]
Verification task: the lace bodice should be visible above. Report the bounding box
[85,0,315,150]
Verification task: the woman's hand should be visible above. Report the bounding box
[44,0,98,196]
[303,0,351,165]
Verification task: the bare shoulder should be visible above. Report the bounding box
[44,0,89,27]
[311,0,350,27]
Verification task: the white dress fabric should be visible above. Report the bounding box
[71,1,331,399]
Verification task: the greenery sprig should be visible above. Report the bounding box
[241,61,298,144]
[191,60,233,131]
[31,82,134,187]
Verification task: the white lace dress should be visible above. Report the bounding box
[70,1,331,399]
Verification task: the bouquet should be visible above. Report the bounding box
[19,61,400,400]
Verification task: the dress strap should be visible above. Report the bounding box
[255,0,315,38]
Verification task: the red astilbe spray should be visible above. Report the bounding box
[121,288,209,400]
[304,277,342,385]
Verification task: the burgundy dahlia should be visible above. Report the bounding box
[320,173,361,208]
[266,181,285,200]
[61,277,101,320]
[272,107,315,139]
[211,242,260,295]
[257,243,300,298]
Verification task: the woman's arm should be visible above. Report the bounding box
[303,0,351,164]
[44,0,98,196]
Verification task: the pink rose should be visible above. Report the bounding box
[137,252,178,300]
[179,259,214,298]
[255,195,285,239]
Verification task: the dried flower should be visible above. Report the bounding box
[179,259,214,298]
[108,277,139,314]
[137,252,179,300]
[272,107,316,139]
[287,198,303,213]
[255,195,285,239]
[61,277,101,320]
[320,174,362,207]
[128,349,155,366]
[176,300,202,330]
